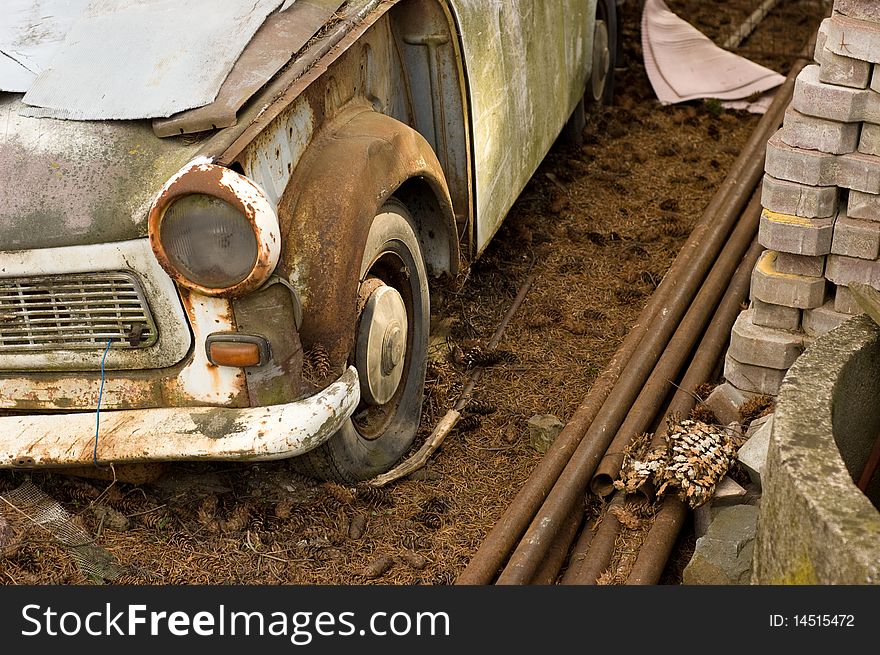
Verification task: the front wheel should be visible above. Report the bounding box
[293,200,430,482]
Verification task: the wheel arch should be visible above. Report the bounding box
[276,104,459,375]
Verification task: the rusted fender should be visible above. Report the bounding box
[277,103,459,372]
[0,367,360,469]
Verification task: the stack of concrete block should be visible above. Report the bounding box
[724,0,880,396]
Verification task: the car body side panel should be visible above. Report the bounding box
[446,0,593,253]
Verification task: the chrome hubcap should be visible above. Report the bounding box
[355,284,408,405]
[591,18,610,102]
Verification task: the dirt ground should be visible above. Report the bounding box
[0,0,827,585]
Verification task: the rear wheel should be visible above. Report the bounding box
[561,0,618,145]
[293,199,429,482]
[587,0,617,109]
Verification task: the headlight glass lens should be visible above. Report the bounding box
[160,194,258,289]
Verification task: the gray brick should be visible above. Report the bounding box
[815,19,872,89]
[751,249,828,309]
[835,284,863,314]
[728,309,805,369]
[775,252,826,277]
[834,0,880,23]
[802,300,853,337]
[723,353,787,396]
[765,130,880,194]
[858,122,880,156]
[825,253,880,287]
[831,215,880,259]
[750,298,802,331]
[791,64,880,123]
[825,12,880,64]
[846,189,880,220]
[704,381,760,425]
[761,174,838,219]
[780,106,860,155]
[758,208,835,256]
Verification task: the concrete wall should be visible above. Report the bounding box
[752,314,880,584]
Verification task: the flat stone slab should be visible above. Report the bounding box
[737,413,774,489]
[846,189,880,221]
[682,505,759,585]
[765,130,880,194]
[728,309,805,369]
[775,252,825,278]
[704,381,759,425]
[834,284,863,314]
[834,0,880,23]
[826,11,880,64]
[781,106,860,155]
[815,19,872,89]
[751,249,829,309]
[724,353,787,396]
[761,174,838,219]
[826,253,880,288]
[803,300,852,337]
[751,297,802,331]
[831,215,880,259]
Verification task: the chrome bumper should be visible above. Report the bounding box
[0,367,360,469]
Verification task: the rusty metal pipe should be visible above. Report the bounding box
[626,237,765,582]
[625,496,689,585]
[559,515,597,583]
[559,492,624,585]
[590,189,764,497]
[530,506,585,584]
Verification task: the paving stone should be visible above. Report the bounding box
[728,309,805,369]
[834,284,863,314]
[780,106,860,155]
[802,300,853,337]
[704,381,760,426]
[745,412,774,439]
[764,131,880,194]
[825,12,880,65]
[791,64,880,123]
[834,0,880,23]
[761,174,838,218]
[758,209,835,256]
[831,214,880,259]
[815,19,872,89]
[751,250,829,309]
[775,252,826,277]
[737,414,774,489]
[858,122,880,156]
[682,505,758,585]
[751,298,802,331]
[826,253,880,287]
[724,353,787,396]
[846,188,880,220]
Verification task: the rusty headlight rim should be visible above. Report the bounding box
[148,158,280,298]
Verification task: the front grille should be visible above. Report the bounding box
[0,272,158,352]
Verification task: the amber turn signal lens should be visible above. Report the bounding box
[208,341,262,368]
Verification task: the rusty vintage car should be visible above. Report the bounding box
[0,0,620,482]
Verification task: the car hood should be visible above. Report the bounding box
[0,93,204,251]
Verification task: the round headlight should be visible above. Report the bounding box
[148,159,281,297]
[160,194,258,289]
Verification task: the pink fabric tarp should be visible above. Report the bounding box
[641,0,785,113]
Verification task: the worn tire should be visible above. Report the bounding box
[293,199,429,482]
[560,0,618,145]
[587,0,617,109]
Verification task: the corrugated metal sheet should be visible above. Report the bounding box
[20,0,284,120]
[0,0,90,92]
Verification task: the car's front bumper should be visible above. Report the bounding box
[0,366,359,470]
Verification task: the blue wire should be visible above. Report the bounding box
[94,338,113,467]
